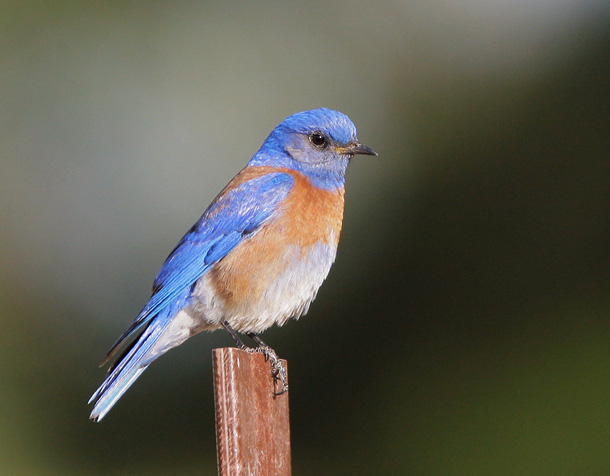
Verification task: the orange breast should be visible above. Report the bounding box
[209,167,345,312]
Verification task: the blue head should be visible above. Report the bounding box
[250,108,377,190]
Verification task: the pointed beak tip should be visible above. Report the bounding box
[341,142,378,157]
[355,144,378,157]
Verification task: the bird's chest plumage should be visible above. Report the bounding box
[192,169,345,333]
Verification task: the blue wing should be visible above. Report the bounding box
[89,170,294,421]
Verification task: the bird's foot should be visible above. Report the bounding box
[245,345,289,396]
[223,322,288,395]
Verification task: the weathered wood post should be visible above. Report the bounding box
[213,348,291,476]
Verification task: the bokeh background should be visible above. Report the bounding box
[2,1,610,474]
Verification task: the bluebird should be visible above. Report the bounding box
[89,108,376,421]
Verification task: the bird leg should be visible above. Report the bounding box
[247,333,268,348]
[221,320,249,349]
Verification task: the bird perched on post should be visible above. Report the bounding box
[89,108,377,421]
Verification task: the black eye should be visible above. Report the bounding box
[309,131,329,149]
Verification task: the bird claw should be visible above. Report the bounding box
[229,326,288,395]
[247,346,289,395]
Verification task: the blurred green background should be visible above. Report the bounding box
[2,1,610,474]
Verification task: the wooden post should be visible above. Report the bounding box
[213,347,291,476]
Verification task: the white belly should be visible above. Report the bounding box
[188,239,338,334]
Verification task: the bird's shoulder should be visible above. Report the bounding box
[250,166,346,247]
[214,164,345,216]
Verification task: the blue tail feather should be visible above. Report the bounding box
[89,304,179,422]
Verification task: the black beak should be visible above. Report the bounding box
[336,141,378,156]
